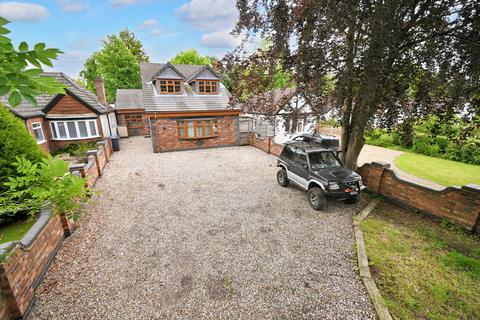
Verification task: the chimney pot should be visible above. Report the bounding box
[94,77,108,106]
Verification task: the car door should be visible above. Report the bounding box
[288,150,309,189]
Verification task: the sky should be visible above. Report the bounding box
[0,0,243,77]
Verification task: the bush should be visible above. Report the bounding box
[0,156,89,222]
[0,105,47,192]
[412,133,431,155]
[460,139,480,165]
[52,141,97,158]
[435,135,449,153]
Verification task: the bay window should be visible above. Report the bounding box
[177,119,218,139]
[31,122,45,144]
[49,120,99,140]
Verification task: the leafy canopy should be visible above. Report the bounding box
[170,49,215,66]
[0,17,65,107]
[80,32,143,103]
[111,28,149,63]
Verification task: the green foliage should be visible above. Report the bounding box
[115,28,149,63]
[365,129,395,147]
[170,49,214,66]
[0,104,46,192]
[81,36,141,103]
[0,156,89,221]
[0,17,65,107]
[435,135,449,153]
[52,141,97,158]
[0,218,35,243]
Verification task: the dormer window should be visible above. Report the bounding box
[158,79,182,94]
[198,80,219,95]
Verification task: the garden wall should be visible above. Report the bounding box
[0,208,72,319]
[0,138,114,319]
[69,138,113,187]
[358,161,480,233]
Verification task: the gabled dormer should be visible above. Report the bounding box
[151,63,186,95]
[187,65,221,95]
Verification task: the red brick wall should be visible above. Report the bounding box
[0,215,65,318]
[358,162,480,233]
[24,117,50,153]
[151,116,238,152]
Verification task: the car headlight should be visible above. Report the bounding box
[328,182,340,190]
[358,179,363,186]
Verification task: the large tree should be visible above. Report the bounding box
[80,32,143,103]
[228,0,479,169]
[114,28,149,63]
[170,49,214,65]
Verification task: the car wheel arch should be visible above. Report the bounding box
[308,180,325,191]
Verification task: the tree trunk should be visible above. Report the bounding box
[343,127,364,170]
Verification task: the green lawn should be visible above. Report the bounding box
[0,219,35,244]
[394,152,480,186]
[362,203,480,320]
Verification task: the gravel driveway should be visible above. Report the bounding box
[29,137,375,319]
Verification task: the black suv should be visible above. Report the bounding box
[276,142,365,210]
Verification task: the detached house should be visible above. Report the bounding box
[116,62,241,152]
[1,73,117,153]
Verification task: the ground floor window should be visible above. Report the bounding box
[31,122,45,144]
[177,119,218,139]
[49,119,99,140]
[119,113,144,128]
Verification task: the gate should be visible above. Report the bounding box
[238,117,252,145]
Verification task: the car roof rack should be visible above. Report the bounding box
[284,141,331,153]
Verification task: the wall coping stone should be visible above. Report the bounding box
[69,163,86,170]
[371,161,391,168]
[464,184,480,193]
[0,206,52,256]
[86,150,98,155]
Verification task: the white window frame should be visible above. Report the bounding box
[49,119,100,141]
[31,122,46,144]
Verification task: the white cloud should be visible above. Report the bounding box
[57,0,90,13]
[138,19,178,37]
[139,19,159,30]
[0,2,49,22]
[110,0,145,7]
[200,30,242,48]
[47,50,88,78]
[177,0,238,32]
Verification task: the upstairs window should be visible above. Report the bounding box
[198,80,219,95]
[158,79,182,94]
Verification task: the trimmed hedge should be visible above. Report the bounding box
[0,105,47,192]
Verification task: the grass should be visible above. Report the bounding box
[361,203,480,320]
[0,219,36,244]
[394,152,480,186]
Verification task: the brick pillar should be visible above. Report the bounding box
[364,161,391,193]
[87,150,101,177]
[97,140,109,161]
[452,184,480,232]
[69,163,86,178]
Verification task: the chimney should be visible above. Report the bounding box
[94,77,108,106]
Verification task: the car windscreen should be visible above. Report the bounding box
[308,151,342,170]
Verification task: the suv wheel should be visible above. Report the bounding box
[277,168,289,187]
[308,187,328,210]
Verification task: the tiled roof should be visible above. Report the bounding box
[241,87,298,114]
[115,89,144,109]
[0,72,111,118]
[139,63,234,113]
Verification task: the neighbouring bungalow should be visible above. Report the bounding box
[0,73,117,153]
[116,62,241,152]
[244,88,329,144]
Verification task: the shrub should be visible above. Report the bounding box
[444,144,462,161]
[435,135,449,153]
[52,141,97,158]
[378,134,394,147]
[0,156,89,222]
[460,139,480,165]
[412,133,431,155]
[0,105,47,192]
[425,144,440,156]
[391,131,401,146]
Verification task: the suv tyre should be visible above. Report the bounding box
[308,187,328,210]
[277,168,289,187]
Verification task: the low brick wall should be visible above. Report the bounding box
[0,208,72,319]
[69,138,113,188]
[248,133,283,156]
[358,161,480,233]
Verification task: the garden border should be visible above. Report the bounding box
[353,199,393,320]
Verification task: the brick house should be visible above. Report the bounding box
[1,73,117,153]
[116,62,240,152]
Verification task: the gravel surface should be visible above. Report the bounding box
[29,137,375,320]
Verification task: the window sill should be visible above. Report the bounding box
[36,140,46,145]
[177,136,218,140]
[51,136,100,141]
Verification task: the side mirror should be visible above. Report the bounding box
[303,165,308,169]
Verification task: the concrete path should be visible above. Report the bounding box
[359,145,445,190]
[29,137,375,319]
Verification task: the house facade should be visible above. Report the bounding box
[1,73,117,153]
[117,63,240,152]
[245,88,320,144]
